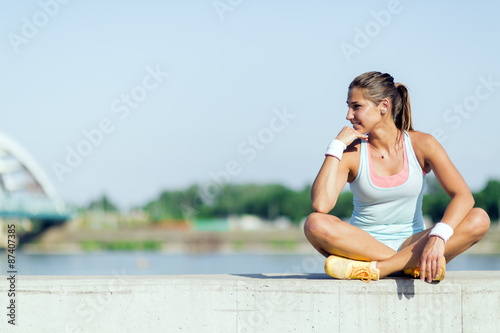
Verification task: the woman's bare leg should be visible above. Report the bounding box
[304,208,490,279]
[303,212,397,261]
[376,208,490,278]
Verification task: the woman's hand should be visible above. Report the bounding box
[336,126,368,147]
[418,236,445,282]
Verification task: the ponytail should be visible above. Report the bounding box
[394,83,413,132]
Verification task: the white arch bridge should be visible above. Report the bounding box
[0,131,72,225]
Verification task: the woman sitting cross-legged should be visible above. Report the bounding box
[304,71,490,283]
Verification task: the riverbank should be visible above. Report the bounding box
[19,221,500,254]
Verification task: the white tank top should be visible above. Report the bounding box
[349,131,426,242]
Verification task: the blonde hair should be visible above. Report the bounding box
[348,71,413,132]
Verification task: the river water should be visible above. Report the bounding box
[4,252,500,275]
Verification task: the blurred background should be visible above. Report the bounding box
[0,0,499,275]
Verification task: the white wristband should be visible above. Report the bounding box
[429,222,454,243]
[325,139,347,161]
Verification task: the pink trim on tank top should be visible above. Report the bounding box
[367,136,409,188]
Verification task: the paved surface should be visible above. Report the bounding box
[1,272,499,332]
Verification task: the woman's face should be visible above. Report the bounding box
[346,87,381,133]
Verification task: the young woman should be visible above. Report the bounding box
[304,71,490,282]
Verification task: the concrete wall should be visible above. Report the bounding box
[1,272,499,333]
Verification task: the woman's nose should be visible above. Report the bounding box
[346,108,354,120]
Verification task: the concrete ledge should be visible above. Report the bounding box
[1,272,500,332]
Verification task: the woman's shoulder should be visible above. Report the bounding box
[407,130,441,149]
[407,131,445,171]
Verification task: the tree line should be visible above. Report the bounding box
[126,177,499,224]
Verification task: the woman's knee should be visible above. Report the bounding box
[303,212,326,237]
[303,212,340,238]
[463,207,490,238]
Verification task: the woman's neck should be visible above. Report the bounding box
[368,123,401,152]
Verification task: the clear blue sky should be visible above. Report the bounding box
[1,0,499,209]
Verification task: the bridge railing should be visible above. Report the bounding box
[0,195,73,220]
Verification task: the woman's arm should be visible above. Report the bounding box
[415,132,474,281]
[311,155,349,213]
[421,133,474,229]
[311,126,368,213]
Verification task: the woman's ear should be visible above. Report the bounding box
[380,98,390,114]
